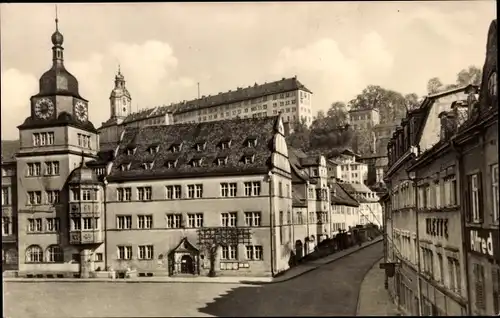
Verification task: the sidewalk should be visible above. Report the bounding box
[356,257,401,316]
[4,237,382,285]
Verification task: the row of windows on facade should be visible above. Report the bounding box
[195,104,298,122]
[393,232,462,296]
[27,217,99,233]
[26,161,59,177]
[27,188,99,205]
[115,210,328,230]
[115,244,264,261]
[115,182,264,202]
[31,132,92,148]
[350,113,374,122]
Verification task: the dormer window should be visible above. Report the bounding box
[142,162,154,170]
[170,143,182,153]
[220,140,232,150]
[190,158,203,167]
[147,145,159,154]
[243,155,255,164]
[120,163,131,171]
[165,160,178,169]
[126,147,136,155]
[195,142,206,152]
[245,138,258,148]
[216,157,228,166]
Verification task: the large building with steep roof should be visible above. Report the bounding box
[98,73,314,147]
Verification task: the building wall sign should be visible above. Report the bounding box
[425,218,449,238]
[466,227,500,261]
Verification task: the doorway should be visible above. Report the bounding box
[180,255,195,274]
[295,240,303,259]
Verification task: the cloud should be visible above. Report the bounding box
[0,68,38,139]
[271,32,394,111]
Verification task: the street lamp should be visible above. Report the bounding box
[406,168,423,317]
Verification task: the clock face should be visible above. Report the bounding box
[34,98,55,119]
[75,101,88,121]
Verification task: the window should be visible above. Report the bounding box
[28,191,42,205]
[46,218,60,232]
[220,183,237,197]
[147,146,159,154]
[71,218,81,230]
[488,71,497,97]
[166,214,182,228]
[297,211,303,224]
[77,133,91,148]
[470,174,481,222]
[187,184,203,198]
[221,245,237,260]
[246,138,257,147]
[244,181,261,196]
[126,147,136,155]
[286,184,290,198]
[245,245,263,260]
[26,245,43,262]
[165,160,177,168]
[142,162,154,170]
[137,215,153,229]
[492,164,499,223]
[45,161,60,176]
[221,212,237,227]
[220,141,231,150]
[120,163,131,171]
[217,157,228,166]
[28,218,43,232]
[137,187,152,201]
[493,267,500,315]
[82,189,92,201]
[117,188,132,201]
[46,190,60,204]
[32,132,54,146]
[82,217,95,230]
[1,187,9,205]
[244,212,261,227]
[188,213,204,228]
[117,246,132,260]
[95,253,103,262]
[138,245,154,260]
[27,162,42,176]
[243,155,254,164]
[190,159,202,167]
[116,215,132,229]
[166,185,182,199]
[437,253,444,283]
[2,217,10,236]
[473,263,486,313]
[46,245,63,262]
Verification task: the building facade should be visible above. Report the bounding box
[2,141,19,270]
[99,73,314,147]
[453,20,499,316]
[348,108,380,130]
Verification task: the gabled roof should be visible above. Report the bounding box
[1,140,20,164]
[107,116,280,181]
[331,183,359,207]
[340,182,372,194]
[169,237,199,255]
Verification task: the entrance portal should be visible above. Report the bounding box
[180,255,195,274]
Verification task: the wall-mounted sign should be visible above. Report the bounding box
[466,228,499,261]
[425,218,449,238]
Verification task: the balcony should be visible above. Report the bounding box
[69,203,101,217]
[69,230,103,245]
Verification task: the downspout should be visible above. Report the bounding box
[103,177,108,272]
[268,172,275,276]
[451,138,472,316]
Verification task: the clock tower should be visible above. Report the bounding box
[109,66,132,121]
[15,15,103,277]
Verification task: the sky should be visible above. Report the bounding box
[1,2,496,140]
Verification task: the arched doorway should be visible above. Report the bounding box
[180,255,194,274]
[295,240,303,259]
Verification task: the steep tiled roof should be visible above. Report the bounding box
[102,77,311,127]
[18,112,98,133]
[1,140,20,163]
[340,182,372,194]
[331,183,359,207]
[292,184,307,207]
[107,116,280,181]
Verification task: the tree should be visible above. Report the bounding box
[326,101,349,127]
[427,77,443,94]
[456,65,482,86]
[197,227,251,277]
[404,93,420,112]
[286,118,310,150]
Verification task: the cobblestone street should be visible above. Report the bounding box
[356,258,400,316]
[4,242,383,317]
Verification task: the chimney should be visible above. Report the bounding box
[465,85,480,119]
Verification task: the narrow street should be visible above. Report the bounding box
[4,242,383,317]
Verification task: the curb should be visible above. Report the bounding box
[4,238,383,285]
[355,256,384,316]
[268,237,383,284]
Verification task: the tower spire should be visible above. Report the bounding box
[55,4,59,31]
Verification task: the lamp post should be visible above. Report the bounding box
[406,169,423,317]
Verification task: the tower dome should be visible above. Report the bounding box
[37,17,82,99]
[68,156,99,185]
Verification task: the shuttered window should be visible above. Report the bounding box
[493,266,500,315]
[474,263,486,313]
